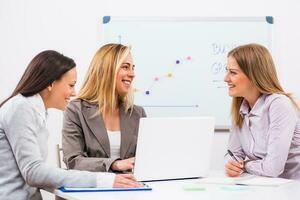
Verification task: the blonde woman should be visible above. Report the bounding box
[224,43,300,180]
[62,43,146,173]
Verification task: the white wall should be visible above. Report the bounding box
[1,0,299,199]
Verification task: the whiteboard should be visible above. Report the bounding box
[102,16,273,129]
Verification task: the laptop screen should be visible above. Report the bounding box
[133,117,215,181]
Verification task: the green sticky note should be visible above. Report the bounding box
[183,185,206,191]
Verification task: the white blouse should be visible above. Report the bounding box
[107,130,121,159]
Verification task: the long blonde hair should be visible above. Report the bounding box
[228,43,299,128]
[77,43,134,114]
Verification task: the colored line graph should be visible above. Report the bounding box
[134,56,192,96]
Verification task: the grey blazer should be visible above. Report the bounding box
[62,99,146,172]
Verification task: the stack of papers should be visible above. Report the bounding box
[196,174,292,187]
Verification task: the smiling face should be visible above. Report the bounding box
[47,68,77,110]
[116,53,135,97]
[224,56,259,104]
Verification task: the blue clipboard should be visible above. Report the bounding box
[59,184,152,192]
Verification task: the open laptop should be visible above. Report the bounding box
[133,117,215,181]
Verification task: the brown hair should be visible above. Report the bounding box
[228,43,299,128]
[0,50,76,107]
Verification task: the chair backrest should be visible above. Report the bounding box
[56,144,66,169]
[55,144,68,200]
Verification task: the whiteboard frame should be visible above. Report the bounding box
[101,16,274,131]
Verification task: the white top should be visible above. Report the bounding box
[0,94,115,200]
[107,130,121,159]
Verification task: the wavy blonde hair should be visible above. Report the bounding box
[77,43,133,114]
[228,43,299,128]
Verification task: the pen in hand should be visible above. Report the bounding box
[226,150,244,176]
[227,150,239,162]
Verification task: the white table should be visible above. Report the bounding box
[51,177,300,200]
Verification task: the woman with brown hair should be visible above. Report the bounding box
[0,50,141,200]
[224,43,300,180]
